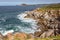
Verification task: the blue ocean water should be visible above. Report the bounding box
[0,6,41,35]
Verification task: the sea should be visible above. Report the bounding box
[0,5,42,35]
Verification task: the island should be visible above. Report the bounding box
[16,3,30,6]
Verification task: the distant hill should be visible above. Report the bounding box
[16,3,60,10]
[16,4,48,8]
[41,3,60,9]
[16,3,60,7]
[16,4,30,6]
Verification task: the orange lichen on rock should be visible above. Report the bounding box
[14,32,27,40]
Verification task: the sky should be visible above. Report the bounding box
[0,0,60,6]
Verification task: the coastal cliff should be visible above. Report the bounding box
[0,4,60,40]
[25,7,60,38]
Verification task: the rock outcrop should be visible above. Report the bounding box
[3,32,31,40]
[25,8,60,38]
[0,33,3,40]
[13,32,27,40]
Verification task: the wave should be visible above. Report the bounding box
[17,11,36,22]
[0,25,36,36]
[0,18,6,23]
[0,11,39,36]
[2,30,14,36]
[16,25,36,33]
[17,11,38,33]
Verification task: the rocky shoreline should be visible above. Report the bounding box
[0,32,34,40]
[25,8,60,38]
[0,5,60,40]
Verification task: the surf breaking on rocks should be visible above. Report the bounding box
[1,11,39,36]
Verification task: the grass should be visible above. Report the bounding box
[14,36,60,40]
[35,3,60,12]
[34,36,60,40]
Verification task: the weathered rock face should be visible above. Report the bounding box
[0,33,3,40]
[3,32,28,40]
[25,9,60,38]
[27,33,34,38]
[13,32,27,40]
[0,32,35,40]
[3,33,13,40]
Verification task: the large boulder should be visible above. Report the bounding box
[13,32,27,40]
[34,31,43,37]
[0,33,3,40]
[4,33,13,40]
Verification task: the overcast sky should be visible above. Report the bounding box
[0,0,60,6]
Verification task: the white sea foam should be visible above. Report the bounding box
[0,12,39,35]
[2,30,14,36]
[17,13,36,22]
[17,26,36,33]
[17,12,38,33]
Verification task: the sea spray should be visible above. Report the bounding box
[2,30,14,36]
[0,6,43,36]
[0,11,39,36]
[17,11,38,33]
